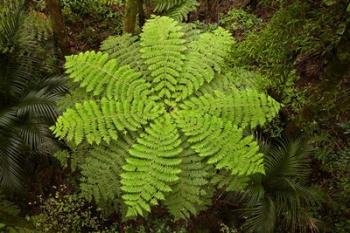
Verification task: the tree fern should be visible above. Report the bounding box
[53,16,281,219]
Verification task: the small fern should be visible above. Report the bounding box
[152,0,198,21]
[52,16,281,219]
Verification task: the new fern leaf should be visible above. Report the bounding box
[140,16,186,103]
[53,16,281,219]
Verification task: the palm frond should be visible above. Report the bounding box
[239,138,321,233]
[0,135,23,191]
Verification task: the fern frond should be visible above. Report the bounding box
[52,98,163,145]
[100,34,144,71]
[80,132,136,212]
[179,89,281,128]
[23,11,52,42]
[152,0,185,11]
[198,68,270,95]
[121,115,182,217]
[174,111,265,175]
[65,51,150,99]
[140,16,186,104]
[175,28,233,100]
[164,142,210,219]
[162,0,198,21]
[211,171,249,192]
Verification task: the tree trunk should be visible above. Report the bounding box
[138,0,146,29]
[123,0,139,34]
[45,0,69,56]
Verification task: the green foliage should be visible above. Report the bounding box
[123,217,187,233]
[52,16,280,219]
[219,8,261,36]
[0,193,34,232]
[219,224,238,233]
[0,0,66,190]
[32,189,109,233]
[61,0,122,16]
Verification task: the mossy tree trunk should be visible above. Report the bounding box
[124,0,140,34]
[45,0,69,56]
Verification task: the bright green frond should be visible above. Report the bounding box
[52,98,163,145]
[175,27,233,100]
[179,89,281,128]
[80,132,136,212]
[174,111,265,175]
[121,115,183,217]
[140,16,186,103]
[164,142,210,219]
[65,51,150,99]
[100,34,145,71]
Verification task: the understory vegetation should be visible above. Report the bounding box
[0,0,349,232]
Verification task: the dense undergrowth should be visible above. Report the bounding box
[0,0,349,232]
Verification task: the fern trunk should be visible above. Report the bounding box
[123,0,139,34]
[46,0,69,55]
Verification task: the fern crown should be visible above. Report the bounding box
[52,16,281,219]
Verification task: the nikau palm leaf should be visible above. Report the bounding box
[240,139,321,233]
[52,16,281,219]
[0,0,66,190]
